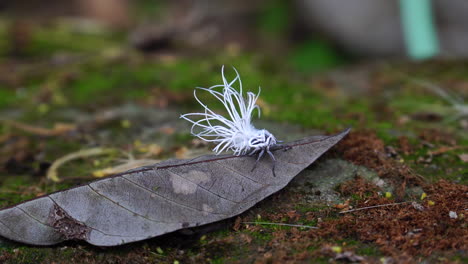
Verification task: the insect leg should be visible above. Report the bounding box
[267,149,276,177]
[250,149,265,172]
[248,149,257,156]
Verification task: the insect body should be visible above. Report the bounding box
[180,66,278,172]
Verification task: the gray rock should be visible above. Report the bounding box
[290,159,383,203]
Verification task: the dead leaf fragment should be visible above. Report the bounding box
[429,146,465,156]
[458,153,468,163]
[232,217,242,231]
[175,146,188,159]
[240,233,252,244]
[159,126,175,135]
[286,210,300,221]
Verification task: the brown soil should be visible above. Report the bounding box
[317,180,467,258]
[335,131,425,199]
[238,179,467,264]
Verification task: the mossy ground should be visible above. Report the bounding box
[0,17,466,264]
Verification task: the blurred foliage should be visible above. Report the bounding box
[132,0,166,20]
[0,20,122,58]
[257,0,291,35]
[257,0,346,73]
[289,39,346,73]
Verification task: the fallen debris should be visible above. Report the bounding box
[92,159,160,178]
[1,119,76,137]
[47,147,116,182]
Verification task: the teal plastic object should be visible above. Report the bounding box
[399,0,439,59]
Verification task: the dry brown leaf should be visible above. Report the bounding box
[159,126,175,135]
[240,233,252,244]
[429,146,464,155]
[175,146,188,159]
[232,217,242,231]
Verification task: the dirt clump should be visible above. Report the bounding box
[338,176,379,199]
[398,136,413,155]
[335,131,424,199]
[418,128,457,146]
[315,180,467,257]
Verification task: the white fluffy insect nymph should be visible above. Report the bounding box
[181,67,278,162]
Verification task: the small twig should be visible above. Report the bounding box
[47,148,115,182]
[0,119,76,137]
[339,202,409,214]
[92,159,160,178]
[242,222,318,229]
[429,146,468,156]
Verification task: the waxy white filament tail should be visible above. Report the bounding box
[181,66,277,158]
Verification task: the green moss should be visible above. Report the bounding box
[294,204,329,213]
[289,39,346,73]
[210,257,227,264]
[389,89,449,115]
[132,0,166,20]
[450,255,468,263]
[173,133,194,145]
[0,174,75,208]
[0,87,16,109]
[67,63,158,105]
[355,244,381,256]
[27,24,122,57]
[258,0,291,35]
[308,256,330,264]
[333,239,381,256]
[406,151,467,184]
[246,230,273,241]
[0,176,38,207]
[6,247,48,264]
